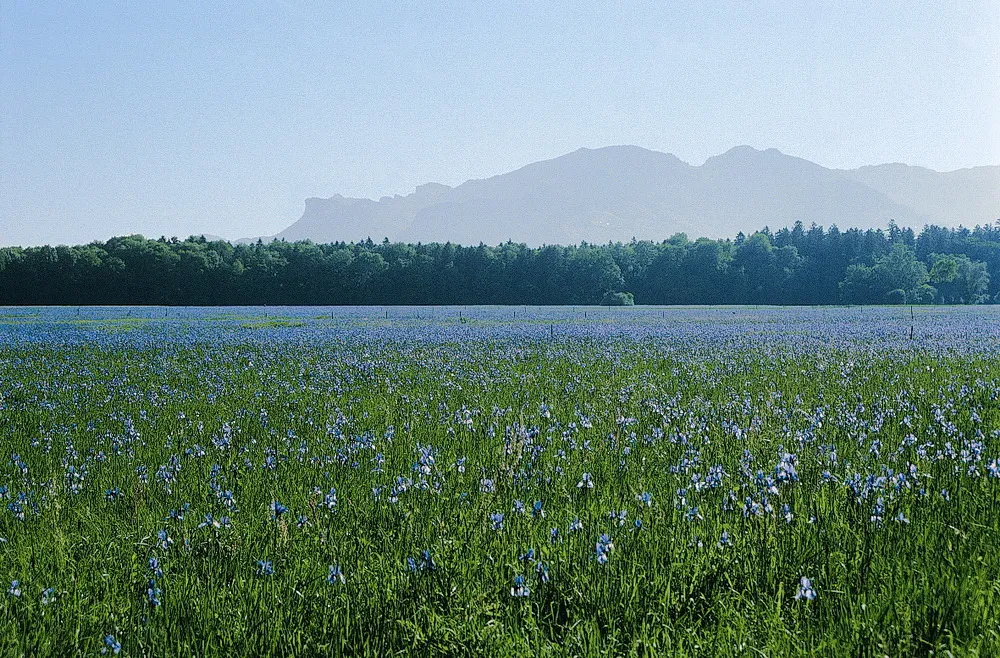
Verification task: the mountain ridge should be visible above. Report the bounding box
[242,146,999,245]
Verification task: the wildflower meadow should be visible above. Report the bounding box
[1,305,999,656]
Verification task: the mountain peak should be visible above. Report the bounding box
[725,144,762,155]
[707,145,793,163]
[415,182,451,194]
[269,146,998,246]
[556,145,688,171]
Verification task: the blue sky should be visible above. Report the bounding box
[2,1,998,245]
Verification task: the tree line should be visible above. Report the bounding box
[0,221,997,306]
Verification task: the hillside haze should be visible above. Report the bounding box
[268,146,1000,245]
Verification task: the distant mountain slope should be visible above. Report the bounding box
[841,163,1000,228]
[266,146,999,245]
[275,182,451,243]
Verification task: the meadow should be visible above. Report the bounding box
[1,305,999,656]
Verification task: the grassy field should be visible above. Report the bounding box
[0,306,999,656]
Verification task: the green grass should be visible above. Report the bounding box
[239,320,306,329]
[0,334,998,656]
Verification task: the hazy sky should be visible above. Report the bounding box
[2,1,998,246]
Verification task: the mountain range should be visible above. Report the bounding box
[253,146,1000,245]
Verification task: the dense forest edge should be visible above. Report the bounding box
[1,221,999,306]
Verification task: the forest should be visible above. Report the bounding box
[0,221,996,306]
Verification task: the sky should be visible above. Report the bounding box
[1,1,998,246]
